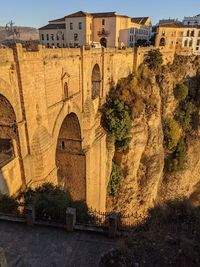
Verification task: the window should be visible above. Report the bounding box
[74,33,78,41]
[189,40,193,47]
[198,31,200,37]
[197,39,200,46]
[57,34,59,41]
[46,34,49,40]
[51,34,54,41]
[90,23,92,30]
[62,34,64,40]
[70,23,73,30]
[61,141,65,150]
[41,34,44,41]
[102,19,105,26]
[184,39,188,47]
[47,43,49,48]
[187,30,190,37]
[57,43,60,48]
[79,22,82,30]
[196,47,199,51]
[191,30,194,37]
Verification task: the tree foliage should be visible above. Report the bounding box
[163,118,181,151]
[165,138,187,172]
[145,49,163,70]
[101,95,132,151]
[174,83,189,101]
[175,100,197,132]
[108,161,122,196]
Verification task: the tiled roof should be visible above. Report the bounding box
[65,11,92,18]
[49,17,65,23]
[131,17,150,25]
[38,24,66,30]
[158,23,200,29]
[91,12,129,18]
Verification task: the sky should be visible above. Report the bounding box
[0,0,199,28]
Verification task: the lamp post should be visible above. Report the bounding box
[5,20,20,43]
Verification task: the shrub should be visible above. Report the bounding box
[0,193,18,214]
[175,100,197,132]
[165,138,187,172]
[101,95,132,151]
[174,83,189,101]
[19,183,71,222]
[108,161,122,196]
[163,118,181,151]
[145,49,163,70]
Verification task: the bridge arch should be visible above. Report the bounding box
[55,112,86,201]
[92,64,101,100]
[0,94,18,165]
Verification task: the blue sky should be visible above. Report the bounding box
[0,0,199,28]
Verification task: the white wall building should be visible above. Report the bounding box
[182,27,200,55]
[183,14,200,26]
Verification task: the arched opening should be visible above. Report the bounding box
[159,37,166,46]
[0,94,17,166]
[92,64,101,100]
[56,113,86,201]
[100,37,107,48]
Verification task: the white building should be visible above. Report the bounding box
[182,26,200,55]
[183,14,200,26]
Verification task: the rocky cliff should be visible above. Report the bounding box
[106,55,200,215]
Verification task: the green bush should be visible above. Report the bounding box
[108,161,122,196]
[175,100,197,132]
[174,83,189,101]
[0,193,18,214]
[163,118,181,151]
[101,95,132,151]
[165,138,187,172]
[19,183,71,222]
[145,49,163,70]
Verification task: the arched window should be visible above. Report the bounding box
[159,37,166,46]
[187,30,190,37]
[189,39,193,47]
[100,37,107,48]
[91,64,101,100]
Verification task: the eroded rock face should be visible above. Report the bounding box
[107,56,200,215]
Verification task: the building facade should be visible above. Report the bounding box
[183,14,200,26]
[155,22,200,55]
[39,11,152,48]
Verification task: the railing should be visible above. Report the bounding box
[97,29,110,37]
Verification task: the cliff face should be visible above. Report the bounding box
[107,55,200,215]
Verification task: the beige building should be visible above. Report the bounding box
[155,23,200,55]
[39,11,152,48]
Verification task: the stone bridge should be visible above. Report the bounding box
[0,44,138,211]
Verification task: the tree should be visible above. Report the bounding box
[163,118,181,151]
[108,161,122,196]
[101,95,132,151]
[174,84,188,101]
[145,49,163,70]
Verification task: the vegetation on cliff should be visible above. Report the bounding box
[108,161,122,196]
[101,95,132,151]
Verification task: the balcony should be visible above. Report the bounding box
[97,29,110,37]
